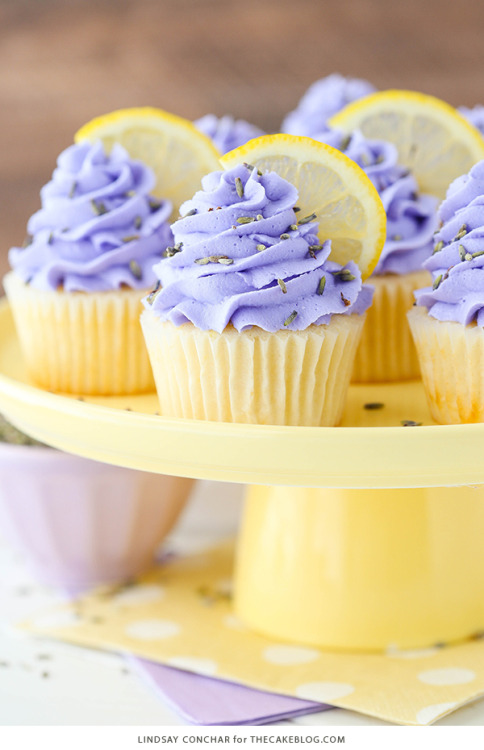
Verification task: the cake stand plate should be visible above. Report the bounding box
[1,297,483,651]
[0,297,481,490]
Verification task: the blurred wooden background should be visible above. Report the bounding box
[2,0,484,277]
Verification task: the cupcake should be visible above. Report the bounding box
[282,73,376,138]
[194,114,265,155]
[317,129,438,381]
[408,160,484,423]
[5,140,173,395]
[140,163,372,426]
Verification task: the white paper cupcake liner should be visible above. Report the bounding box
[141,311,365,426]
[352,270,430,382]
[4,272,154,395]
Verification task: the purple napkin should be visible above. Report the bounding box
[128,656,329,725]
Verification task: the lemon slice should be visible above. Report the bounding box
[221,134,386,280]
[330,90,484,199]
[75,107,221,218]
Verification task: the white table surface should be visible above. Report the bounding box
[1,479,484,727]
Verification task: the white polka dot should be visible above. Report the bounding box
[167,656,218,676]
[125,619,180,640]
[386,646,440,659]
[32,611,81,629]
[223,614,247,631]
[263,645,320,666]
[418,668,476,686]
[112,584,165,607]
[296,682,355,702]
[416,702,458,725]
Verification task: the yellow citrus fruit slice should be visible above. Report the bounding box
[75,107,221,218]
[330,90,484,199]
[221,134,386,280]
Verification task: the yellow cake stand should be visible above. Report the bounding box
[0,298,483,652]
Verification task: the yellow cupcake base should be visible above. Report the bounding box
[141,310,365,426]
[352,270,430,383]
[408,306,484,424]
[4,272,154,395]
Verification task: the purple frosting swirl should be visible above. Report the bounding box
[459,105,484,138]
[282,74,376,138]
[416,160,484,325]
[318,129,438,274]
[9,141,173,292]
[194,115,265,155]
[144,164,372,333]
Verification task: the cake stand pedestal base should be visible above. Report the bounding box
[234,483,484,651]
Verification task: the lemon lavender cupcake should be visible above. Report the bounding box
[141,163,372,426]
[318,129,438,381]
[5,140,173,395]
[409,160,484,423]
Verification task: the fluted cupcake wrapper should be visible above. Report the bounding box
[0,444,193,592]
[141,311,365,426]
[4,272,154,395]
[408,306,484,424]
[351,270,431,383]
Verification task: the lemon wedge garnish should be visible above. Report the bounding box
[221,134,386,280]
[75,107,221,218]
[330,90,484,199]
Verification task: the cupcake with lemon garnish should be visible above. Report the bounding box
[5,140,173,395]
[141,135,386,426]
[409,160,484,423]
[5,108,221,396]
[330,90,484,381]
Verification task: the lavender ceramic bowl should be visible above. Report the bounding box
[0,443,193,592]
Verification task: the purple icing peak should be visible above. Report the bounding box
[144,164,372,333]
[416,159,484,326]
[9,141,173,292]
[194,115,265,155]
[282,74,376,138]
[317,129,438,274]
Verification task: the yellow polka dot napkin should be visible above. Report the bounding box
[20,542,484,726]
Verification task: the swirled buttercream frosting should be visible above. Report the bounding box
[194,114,265,155]
[416,160,484,325]
[282,74,376,138]
[144,164,372,333]
[9,141,173,292]
[318,129,438,274]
